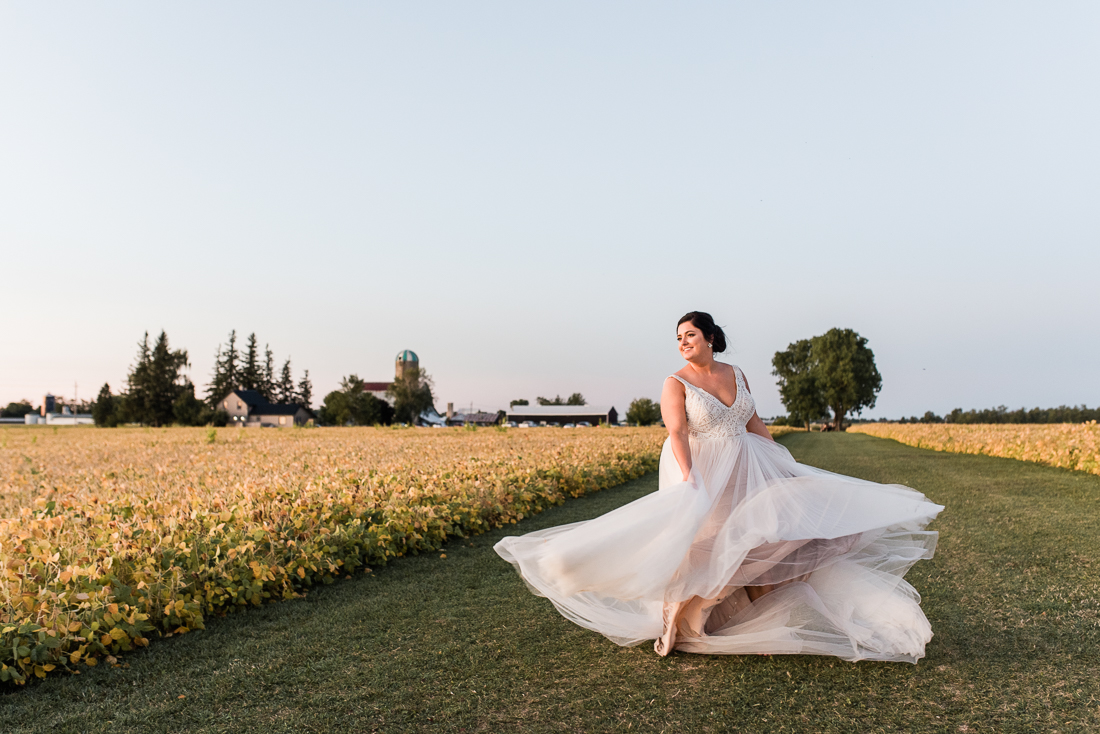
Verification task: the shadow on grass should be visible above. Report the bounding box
[3,434,1099,733]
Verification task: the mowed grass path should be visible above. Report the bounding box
[2,433,1098,733]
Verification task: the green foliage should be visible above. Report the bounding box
[296,370,313,410]
[387,366,435,424]
[536,394,586,406]
[93,385,116,427]
[0,401,35,418]
[771,338,830,429]
[172,383,210,426]
[206,331,312,410]
[276,359,295,404]
[124,331,190,427]
[943,404,1100,424]
[625,397,662,426]
[205,330,240,408]
[320,376,395,426]
[0,429,661,686]
[773,328,881,430]
[813,328,882,430]
[239,333,264,397]
[510,399,529,407]
[262,345,276,401]
[205,427,218,444]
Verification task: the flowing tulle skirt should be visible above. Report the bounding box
[494,433,943,663]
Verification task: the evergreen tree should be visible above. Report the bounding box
[276,358,295,404]
[566,392,586,406]
[240,333,262,393]
[125,330,190,426]
[91,383,121,427]
[205,330,240,407]
[296,370,313,410]
[262,345,275,401]
[509,399,529,408]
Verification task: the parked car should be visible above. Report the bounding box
[577,421,591,427]
[562,423,576,428]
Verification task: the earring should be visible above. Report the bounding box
[708,343,713,348]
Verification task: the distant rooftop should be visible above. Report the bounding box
[231,389,268,407]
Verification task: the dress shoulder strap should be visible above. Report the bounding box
[667,374,691,389]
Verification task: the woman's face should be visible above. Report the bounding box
[677,321,711,362]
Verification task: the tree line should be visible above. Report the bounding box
[508,393,587,408]
[895,405,1100,424]
[91,330,312,427]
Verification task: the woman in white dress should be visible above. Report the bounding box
[495,312,943,663]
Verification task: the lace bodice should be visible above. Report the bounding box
[668,366,756,440]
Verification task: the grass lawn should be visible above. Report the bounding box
[2,432,1098,733]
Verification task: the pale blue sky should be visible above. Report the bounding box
[3,2,1098,419]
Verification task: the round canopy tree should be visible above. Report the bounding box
[772,328,882,431]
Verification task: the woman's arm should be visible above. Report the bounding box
[660,377,694,482]
[741,371,776,442]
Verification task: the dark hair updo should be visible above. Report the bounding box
[677,311,728,353]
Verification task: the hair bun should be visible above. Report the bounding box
[677,311,727,353]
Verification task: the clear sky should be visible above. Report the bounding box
[3,2,1098,419]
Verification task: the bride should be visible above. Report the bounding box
[494,312,943,662]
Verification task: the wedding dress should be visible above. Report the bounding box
[494,366,943,662]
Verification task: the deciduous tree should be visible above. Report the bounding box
[772,328,882,431]
[626,398,662,426]
[813,328,882,430]
[771,338,830,430]
[0,401,35,418]
[387,366,435,424]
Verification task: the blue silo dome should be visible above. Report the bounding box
[396,350,419,362]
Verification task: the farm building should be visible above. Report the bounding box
[360,350,421,402]
[506,405,618,426]
[220,389,315,427]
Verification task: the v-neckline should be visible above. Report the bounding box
[677,371,738,410]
